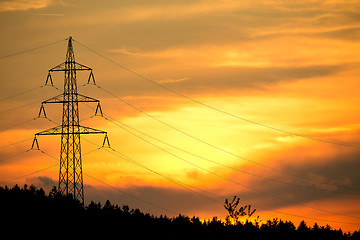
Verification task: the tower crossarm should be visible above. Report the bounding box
[42,93,100,104]
[35,125,107,136]
[49,61,92,72]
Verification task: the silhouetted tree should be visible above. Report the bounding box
[0,184,358,239]
[224,196,256,225]
[298,220,310,232]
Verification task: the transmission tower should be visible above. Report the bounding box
[32,36,109,204]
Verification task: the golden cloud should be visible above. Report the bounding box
[0,0,51,12]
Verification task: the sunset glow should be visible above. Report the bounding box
[1,0,360,232]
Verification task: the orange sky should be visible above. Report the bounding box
[1,0,360,232]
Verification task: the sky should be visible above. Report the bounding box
[1,0,360,232]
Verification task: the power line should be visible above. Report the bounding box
[84,173,178,215]
[113,138,360,221]
[0,91,58,115]
[96,85,283,171]
[35,140,179,214]
[100,149,360,224]
[0,85,44,102]
[81,95,360,196]
[92,84,310,183]
[81,137,360,225]
[38,146,179,215]
[0,39,66,60]
[0,118,38,133]
[10,114,357,224]
[0,147,177,215]
[81,137,224,203]
[81,106,360,220]
[3,143,360,225]
[83,83,360,196]
[0,164,58,185]
[75,40,360,150]
[75,109,360,221]
[98,111,360,197]
[0,150,29,164]
[0,138,33,150]
[114,127,360,219]
[0,98,43,115]
[0,147,105,185]
[2,146,358,225]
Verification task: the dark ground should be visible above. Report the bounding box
[1,184,359,240]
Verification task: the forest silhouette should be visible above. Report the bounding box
[1,184,359,239]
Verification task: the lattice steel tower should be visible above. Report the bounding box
[32,36,109,204]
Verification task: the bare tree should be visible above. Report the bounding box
[224,196,256,225]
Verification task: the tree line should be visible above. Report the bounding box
[0,184,359,239]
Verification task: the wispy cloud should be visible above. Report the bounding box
[32,13,64,16]
[115,0,250,23]
[156,77,189,84]
[0,0,51,12]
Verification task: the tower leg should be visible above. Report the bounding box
[59,132,84,204]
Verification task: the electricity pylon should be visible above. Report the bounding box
[32,36,109,204]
